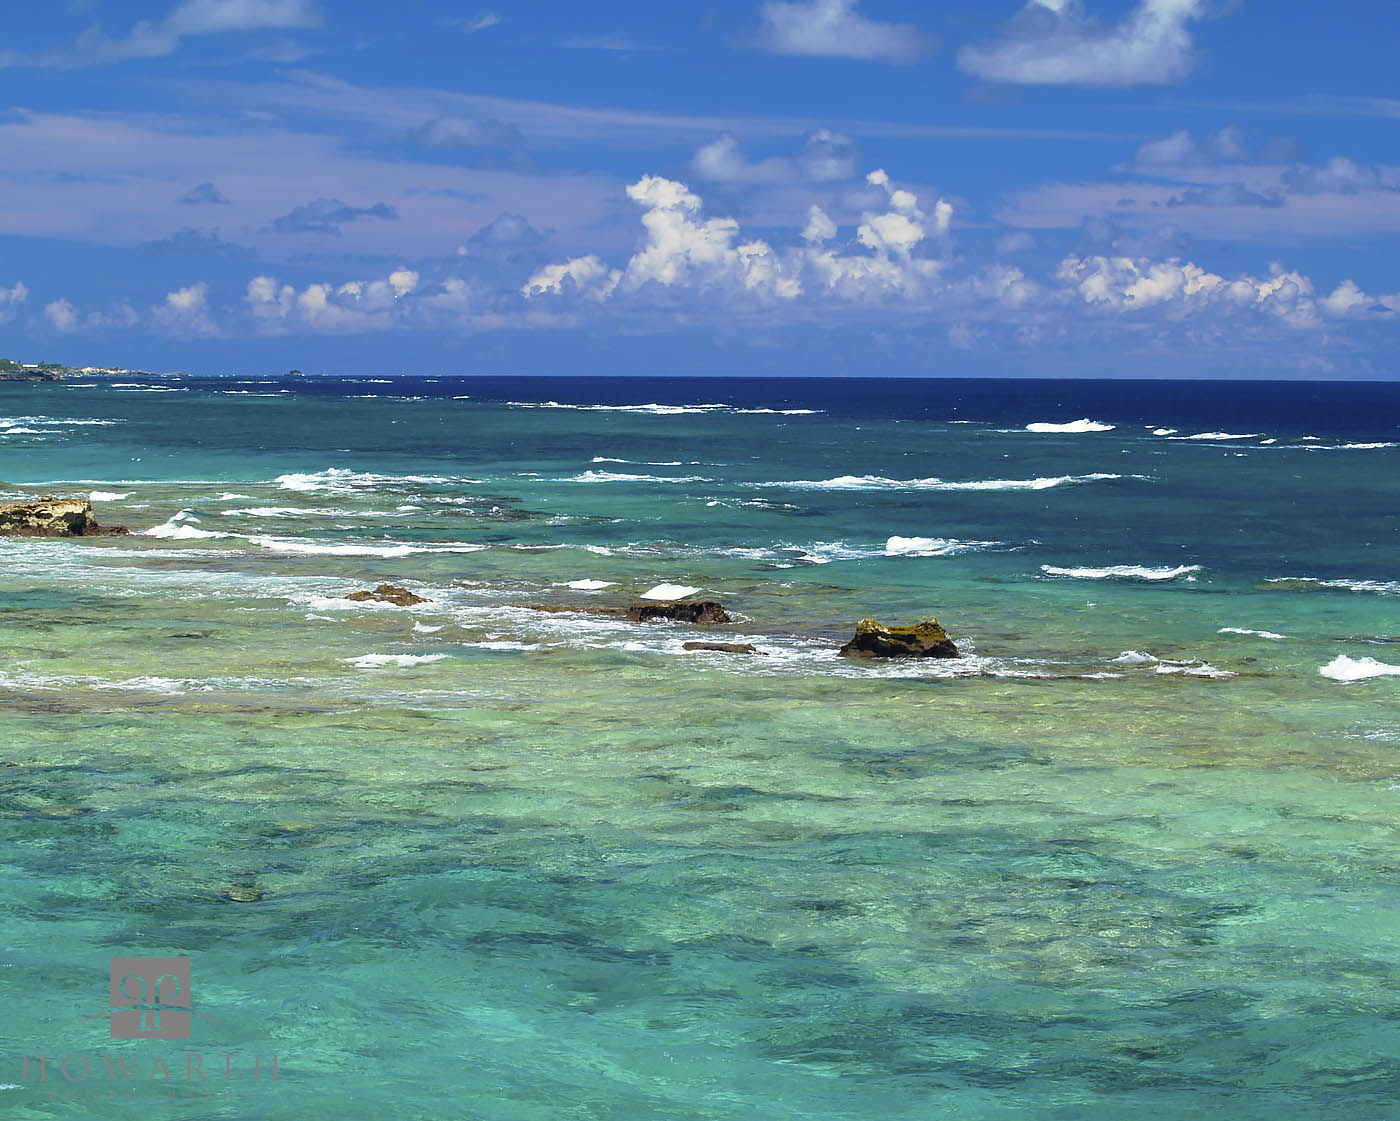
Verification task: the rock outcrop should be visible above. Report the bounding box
[838,618,959,659]
[346,583,426,607]
[626,600,730,624]
[683,641,763,655]
[0,497,127,537]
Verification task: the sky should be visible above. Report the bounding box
[2,0,1400,378]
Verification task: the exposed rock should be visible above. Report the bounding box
[346,583,426,607]
[838,618,959,659]
[626,600,730,624]
[683,641,764,655]
[0,497,128,537]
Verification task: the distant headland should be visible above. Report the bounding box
[0,357,184,382]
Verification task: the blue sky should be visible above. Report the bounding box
[3,0,1400,378]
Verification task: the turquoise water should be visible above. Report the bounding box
[2,376,1399,1119]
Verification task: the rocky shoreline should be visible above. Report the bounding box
[0,497,128,537]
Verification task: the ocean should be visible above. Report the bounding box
[2,374,1398,1120]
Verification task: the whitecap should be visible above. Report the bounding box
[763,473,1122,492]
[344,653,449,668]
[1112,650,1159,664]
[1219,627,1286,640]
[1041,564,1201,582]
[140,513,232,540]
[641,583,699,600]
[90,491,131,502]
[1155,661,1235,679]
[1340,442,1398,450]
[1268,576,1400,596]
[245,535,488,557]
[413,622,445,634]
[274,468,461,493]
[1320,655,1400,682]
[561,471,712,484]
[1172,432,1260,440]
[564,579,617,591]
[885,536,997,557]
[1025,419,1115,433]
[1152,427,1178,436]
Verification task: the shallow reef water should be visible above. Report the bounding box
[2,375,1399,1119]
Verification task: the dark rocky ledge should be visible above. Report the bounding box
[346,583,427,606]
[683,641,764,655]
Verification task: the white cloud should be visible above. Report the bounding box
[1054,254,1395,327]
[1321,279,1369,316]
[524,168,954,307]
[154,282,217,334]
[44,299,78,332]
[0,281,28,321]
[74,0,322,63]
[959,0,1205,87]
[754,0,929,64]
[246,268,427,331]
[691,129,857,185]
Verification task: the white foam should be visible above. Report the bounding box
[640,583,699,600]
[510,401,818,416]
[1155,661,1235,679]
[764,473,1122,492]
[1173,432,1260,441]
[1268,576,1400,596]
[413,622,445,634]
[1025,419,1115,433]
[1320,655,1400,682]
[215,492,254,501]
[1152,427,1178,436]
[1112,650,1159,664]
[140,513,231,540]
[562,471,712,484]
[564,579,617,591]
[884,536,992,557]
[344,653,449,668]
[1041,564,1202,581]
[1219,627,1286,640]
[245,535,488,557]
[89,491,130,502]
[274,468,460,493]
[592,457,690,466]
[1340,442,1397,450]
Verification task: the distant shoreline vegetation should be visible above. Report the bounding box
[0,357,175,382]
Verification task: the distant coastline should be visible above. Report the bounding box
[0,357,184,382]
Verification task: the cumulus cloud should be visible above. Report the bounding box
[1056,254,1394,327]
[0,282,28,321]
[75,0,322,63]
[410,115,522,149]
[44,299,78,332]
[523,167,955,307]
[154,282,217,335]
[959,0,1205,87]
[245,268,421,331]
[268,198,398,236]
[178,181,230,205]
[690,129,856,185]
[754,0,929,64]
